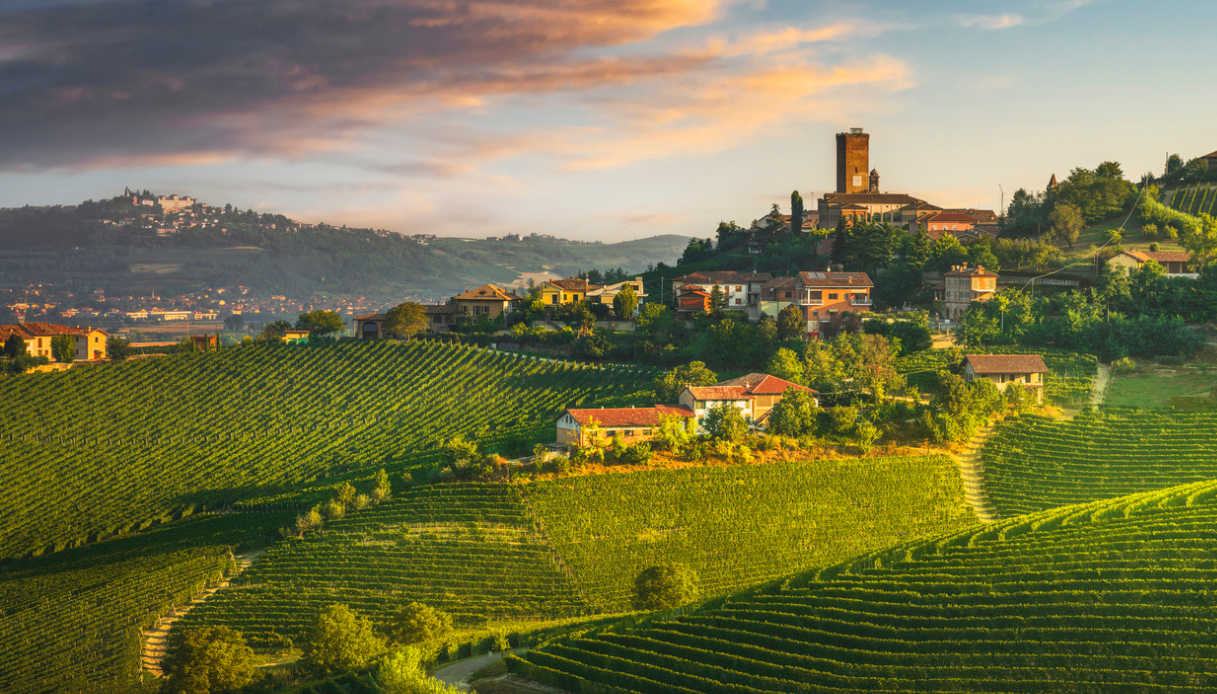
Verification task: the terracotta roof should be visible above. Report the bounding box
[424,305,457,314]
[944,265,998,278]
[673,271,773,285]
[797,271,873,288]
[562,405,694,427]
[546,278,597,292]
[686,385,750,401]
[965,354,1049,374]
[946,208,998,222]
[713,373,817,395]
[1125,251,1192,264]
[924,212,979,224]
[9,322,100,337]
[762,277,796,289]
[900,201,943,212]
[838,203,869,210]
[355,313,386,321]
[0,325,32,342]
[1201,150,1217,159]
[454,284,520,302]
[823,192,923,205]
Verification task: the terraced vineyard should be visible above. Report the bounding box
[181,484,592,646]
[0,341,655,560]
[0,511,287,694]
[525,455,975,612]
[897,346,1097,404]
[983,409,1217,517]
[1167,183,1217,217]
[513,479,1217,693]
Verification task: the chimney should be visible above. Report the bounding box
[961,262,968,269]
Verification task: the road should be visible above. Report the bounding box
[431,650,524,687]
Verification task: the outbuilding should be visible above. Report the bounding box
[963,354,1049,404]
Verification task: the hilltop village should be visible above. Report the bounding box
[6,132,1217,694]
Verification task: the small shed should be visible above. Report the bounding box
[284,329,310,345]
[963,354,1049,404]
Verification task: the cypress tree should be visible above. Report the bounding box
[790,191,804,236]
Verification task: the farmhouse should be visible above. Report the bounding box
[942,264,998,320]
[556,405,695,447]
[354,313,386,339]
[678,373,817,431]
[670,271,772,319]
[963,354,1048,404]
[586,277,647,315]
[1107,250,1197,278]
[539,278,596,306]
[453,284,524,320]
[0,323,108,361]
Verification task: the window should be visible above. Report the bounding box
[735,299,742,305]
[828,293,838,300]
[783,291,792,298]
[551,294,559,304]
[812,310,819,317]
[625,429,634,437]
[735,286,742,292]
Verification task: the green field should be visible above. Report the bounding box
[983,409,1217,516]
[179,484,592,646]
[1106,364,1217,408]
[0,512,288,694]
[512,479,1217,693]
[525,455,975,613]
[0,340,656,560]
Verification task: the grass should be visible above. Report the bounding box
[1106,363,1217,409]
[1058,214,1185,263]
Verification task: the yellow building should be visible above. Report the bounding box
[0,323,108,361]
[539,278,597,306]
[452,284,524,321]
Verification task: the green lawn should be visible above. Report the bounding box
[1106,365,1217,408]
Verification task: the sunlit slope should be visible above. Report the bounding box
[524,455,975,612]
[181,484,592,645]
[984,409,1217,517]
[0,341,655,559]
[514,479,1217,693]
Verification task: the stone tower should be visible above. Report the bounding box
[868,168,880,193]
[836,128,870,194]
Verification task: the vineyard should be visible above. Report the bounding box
[896,346,1098,404]
[512,478,1217,693]
[180,484,593,646]
[983,409,1217,517]
[0,511,287,694]
[523,455,975,613]
[0,341,656,560]
[1166,183,1217,217]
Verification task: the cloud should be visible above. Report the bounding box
[957,13,1025,30]
[955,0,1097,30]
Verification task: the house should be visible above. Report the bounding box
[945,208,999,225]
[1201,150,1217,174]
[187,334,220,350]
[675,285,712,317]
[556,405,696,447]
[0,323,108,361]
[677,373,817,431]
[452,284,525,321]
[792,271,873,337]
[539,278,597,307]
[354,313,387,339]
[585,277,647,315]
[1107,250,1197,278]
[424,305,458,332]
[913,212,979,237]
[899,201,944,226]
[819,191,926,228]
[670,271,772,319]
[284,329,310,345]
[963,354,1048,404]
[942,264,998,320]
[758,277,797,319]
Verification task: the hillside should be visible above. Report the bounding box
[984,409,1217,517]
[180,454,973,648]
[0,341,657,560]
[512,478,1217,693]
[0,197,689,300]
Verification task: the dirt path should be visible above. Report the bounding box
[140,548,266,676]
[954,423,999,524]
[1090,364,1111,406]
[432,649,524,689]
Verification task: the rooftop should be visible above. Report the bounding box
[965,354,1049,374]
[563,404,694,427]
[797,271,874,288]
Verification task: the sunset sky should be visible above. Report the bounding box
[1,0,1214,242]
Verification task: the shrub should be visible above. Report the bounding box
[383,602,453,647]
[161,626,256,694]
[631,564,699,611]
[703,403,748,442]
[303,604,385,676]
[1112,357,1136,375]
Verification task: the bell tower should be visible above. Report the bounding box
[836,128,869,194]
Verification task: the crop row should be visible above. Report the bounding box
[982,410,1217,517]
[0,341,657,560]
[513,479,1217,693]
[522,455,976,613]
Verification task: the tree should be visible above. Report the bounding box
[384,602,453,646]
[967,241,1000,272]
[106,336,134,362]
[442,435,479,467]
[160,626,256,694]
[653,361,717,402]
[257,320,291,343]
[632,564,699,611]
[830,217,851,266]
[4,333,25,359]
[703,402,748,441]
[777,305,805,340]
[384,302,427,339]
[768,389,819,437]
[766,348,804,384]
[613,284,639,319]
[296,310,346,337]
[854,419,881,454]
[50,334,74,363]
[1180,212,1217,267]
[1166,153,1184,177]
[790,191,804,236]
[377,646,462,694]
[1049,202,1085,248]
[708,284,728,312]
[302,604,384,676]
[931,373,972,419]
[223,315,245,331]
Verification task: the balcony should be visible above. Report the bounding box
[850,297,872,306]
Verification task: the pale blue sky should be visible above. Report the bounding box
[0,0,1213,241]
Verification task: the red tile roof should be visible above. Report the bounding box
[455,284,523,302]
[355,313,386,320]
[547,278,597,292]
[923,212,979,224]
[688,373,816,400]
[686,385,750,400]
[965,354,1049,374]
[673,271,773,285]
[1125,251,1192,264]
[823,192,923,205]
[1201,150,1217,159]
[945,265,998,278]
[3,323,103,338]
[563,405,694,427]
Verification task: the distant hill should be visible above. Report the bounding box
[0,194,690,300]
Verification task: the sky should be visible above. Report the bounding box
[0,0,1214,243]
